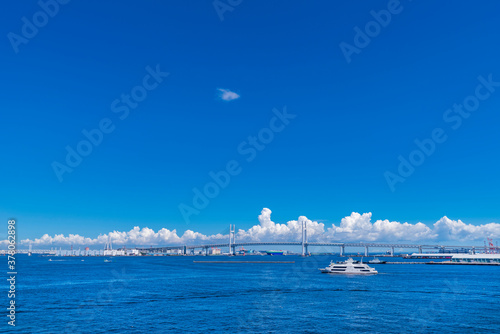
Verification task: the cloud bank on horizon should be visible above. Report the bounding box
[10,208,500,247]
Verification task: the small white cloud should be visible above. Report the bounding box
[217,88,240,101]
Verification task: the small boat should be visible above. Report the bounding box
[104,259,112,263]
[319,258,378,274]
[48,259,52,262]
[265,250,285,256]
[367,257,386,264]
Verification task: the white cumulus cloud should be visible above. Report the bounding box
[326,212,436,242]
[235,208,325,242]
[433,216,500,241]
[217,88,240,101]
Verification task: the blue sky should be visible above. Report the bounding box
[1,1,500,244]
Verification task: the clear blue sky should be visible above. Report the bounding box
[2,0,500,241]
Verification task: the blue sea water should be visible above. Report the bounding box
[3,255,500,333]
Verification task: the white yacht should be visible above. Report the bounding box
[367,257,386,264]
[319,258,378,274]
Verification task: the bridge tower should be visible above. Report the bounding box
[364,245,369,257]
[390,247,394,257]
[228,224,232,255]
[301,219,307,256]
[304,221,309,256]
[340,245,344,256]
[229,224,236,255]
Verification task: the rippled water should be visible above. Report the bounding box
[6,255,500,333]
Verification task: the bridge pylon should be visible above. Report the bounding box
[229,224,236,255]
[301,219,308,256]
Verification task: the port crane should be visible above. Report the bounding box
[484,238,498,254]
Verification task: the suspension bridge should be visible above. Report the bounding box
[138,223,491,256]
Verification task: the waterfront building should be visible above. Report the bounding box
[451,254,500,264]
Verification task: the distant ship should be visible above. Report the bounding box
[367,257,386,264]
[236,247,253,255]
[265,250,284,256]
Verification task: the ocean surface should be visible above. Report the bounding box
[4,255,500,333]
